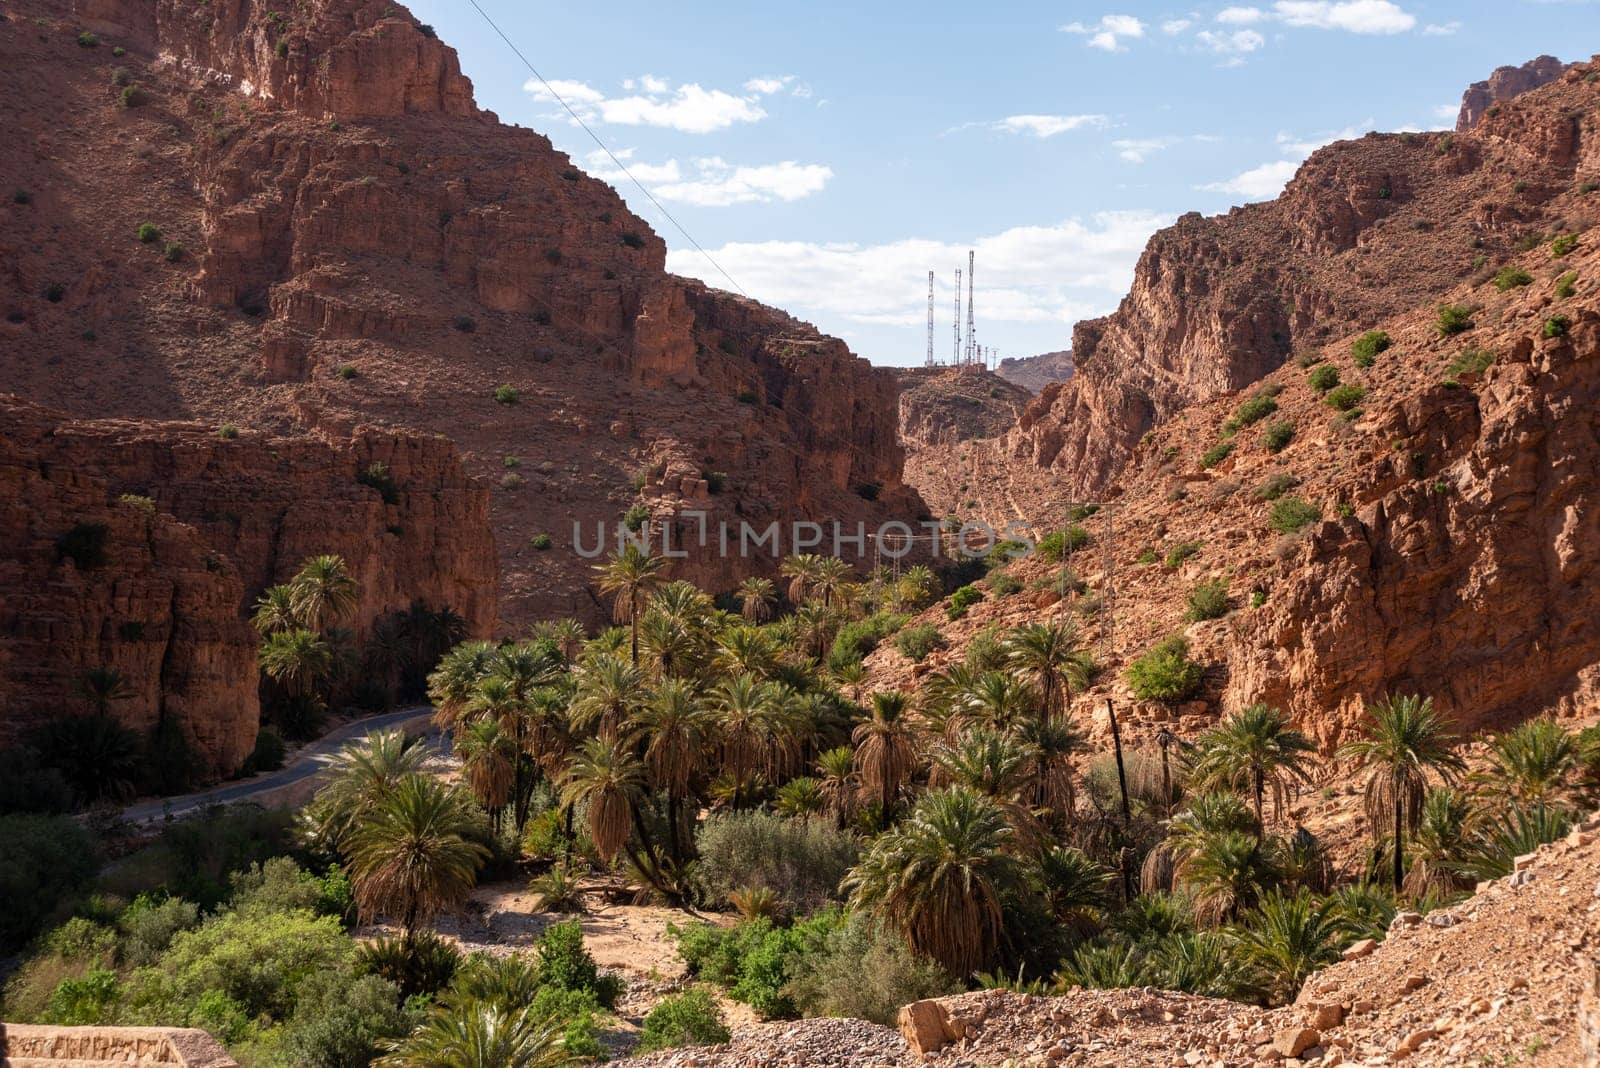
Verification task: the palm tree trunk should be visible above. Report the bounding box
[1393,791,1405,892]
[630,591,640,666]
[667,791,683,864]
[1254,768,1266,844]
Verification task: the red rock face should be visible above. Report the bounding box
[1456,55,1572,132]
[1001,58,1600,503]
[0,395,496,779]
[3,0,919,627]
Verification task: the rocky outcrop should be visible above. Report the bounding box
[896,366,1031,448]
[0,395,496,778]
[1456,55,1572,132]
[995,349,1073,393]
[1001,57,1600,501]
[3,0,919,626]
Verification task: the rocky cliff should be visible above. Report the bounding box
[1000,59,1599,503]
[995,349,1073,393]
[1457,54,1573,132]
[1,0,917,625]
[0,395,495,778]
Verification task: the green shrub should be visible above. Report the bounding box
[162,242,183,263]
[1307,364,1339,394]
[1551,234,1578,258]
[120,85,147,108]
[1185,580,1229,622]
[989,572,1022,597]
[77,31,99,47]
[1493,266,1533,291]
[1435,305,1473,337]
[335,363,358,380]
[784,912,959,1025]
[623,503,650,532]
[621,231,645,249]
[671,912,843,1019]
[829,611,908,667]
[530,533,553,551]
[1324,383,1365,411]
[536,920,622,1008]
[356,461,399,504]
[500,472,525,491]
[1294,351,1323,368]
[1268,496,1321,534]
[493,384,518,404]
[1544,315,1572,339]
[637,986,731,1052]
[238,727,285,775]
[13,189,31,205]
[694,812,857,914]
[1446,348,1493,378]
[894,623,944,662]
[1037,524,1089,562]
[946,583,983,621]
[111,67,131,87]
[1126,635,1204,703]
[1350,330,1391,367]
[737,389,760,404]
[1164,541,1201,569]
[0,817,98,951]
[278,969,411,1067]
[136,222,160,244]
[453,315,476,333]
[1555,272,1578,299]
[119,897,201,967]
[355,931,461,999]
[112,46,125,56]
[1262,421,1295,453]
[216,424,239,440]
[1254,473,1298,501]
[1200,441,1234,469]
[1224,394,1278,433]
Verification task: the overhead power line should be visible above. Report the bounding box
[461,0,749,298]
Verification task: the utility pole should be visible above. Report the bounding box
[925,270,935,367]
[964,249,975,365]
[952,268,962,364]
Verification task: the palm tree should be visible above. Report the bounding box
[1403,787,1474,898]
[895,565,940,612]
[290,554,360,632]
[955,671,1039,735]
[1016,715,1083,819]
[816,746,858,829]
[1190,704,1315,841]
[812,556,854,608]
[569,655,645,741]
[1176,829,1275,925]
[1338,694,1464,892]
[1233,888,1341,1005]
[713,673,776,787]
[779,553,823,604]
[258,628,334,697]
[1004,622,1093,723]
[843,786,1022,976]
[714,626,779,680]
[630,677,710,860]
[1461,802,1573,880]
[793,601,839,662]
[1036,845,1112,938]
[427,642,500,729]
[1475,718,1580,805]
[28,714,143,803]
[78,666,134,717]
[639,611,697,680]
[737,576,777,622]
[301,728,429,850]
[545,619,588,662]
[831,660,867,704]
[347,774,490,947]
[560,736,647,863]
[251,584,302,635]
[774,776,827,817]
[456,717,518,828]
[593,545,666,666]
[852,690,919,824]
[376,1000,577,1068]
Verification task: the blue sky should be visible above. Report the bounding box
[406,0,1590,366]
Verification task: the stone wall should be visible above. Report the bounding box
[0,1024,237,1067]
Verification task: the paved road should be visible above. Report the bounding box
[122,705,440,823]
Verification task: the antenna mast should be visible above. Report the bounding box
[925,270,935,367]
[964,250,975,365]
[952,269,962,363]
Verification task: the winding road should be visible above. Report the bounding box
[121,705,441,824]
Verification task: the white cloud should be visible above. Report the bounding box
[991,114,1111,137]
[1216,6,1267,23]
[1199,159,1301,199]
[1274,120,1371,156]
[1431,103,1458,121]
[1113,137,1176,162]
[584,151,831,207]
[1061,13,1147,51]
[525,77,770,134]
[1422,20,1461,34]
[743,76,794,94]
[1271,0,1416,33]
[666,211,1173,331]
[1196,28,1267,53]
[1161,17,1194,33]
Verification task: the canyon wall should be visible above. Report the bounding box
[1002,59,1599,501]
[0,396,495,778]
